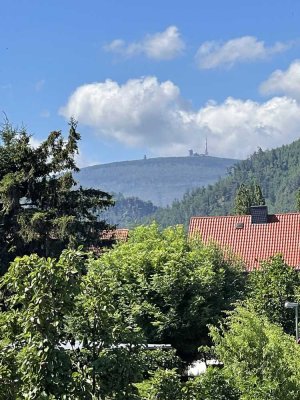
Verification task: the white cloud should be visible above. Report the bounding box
[195,36,291,69]
[104,26,185,60]
[60,77,182,147]
[29,137,41,149]
[75,149,102,168]
[260,60,300,101]
[60,76,300,160]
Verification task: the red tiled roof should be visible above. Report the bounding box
[100,228,129,242]
[189,213,300,271]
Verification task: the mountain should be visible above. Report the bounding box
[150,139,300,228]
[76,155,239,207]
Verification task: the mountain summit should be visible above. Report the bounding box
[76,155,238,207]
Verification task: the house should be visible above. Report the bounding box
[188,206,300,271]
[100,228,129,242]
[89,228,129,254]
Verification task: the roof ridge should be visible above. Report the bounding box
[190,212,300,220]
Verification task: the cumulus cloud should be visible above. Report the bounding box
[195,36,291,69]
[29,137,42,149]
[60,76,300,160]
[60,77,182,147]
[260,60,300,101]
[104,26,185,60]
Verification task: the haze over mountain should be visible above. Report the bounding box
[76,155,238,207]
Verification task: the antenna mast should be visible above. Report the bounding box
[205,137,208,156]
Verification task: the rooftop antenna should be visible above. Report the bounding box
[205,137,208,156]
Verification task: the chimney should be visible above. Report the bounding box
[250,205,268,224]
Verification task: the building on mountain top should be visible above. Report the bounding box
[188,206,300,271]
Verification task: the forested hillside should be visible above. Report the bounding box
[77,155,238,206]
[150,139,300,227]
[101,193,158,228]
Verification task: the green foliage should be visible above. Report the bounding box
[136,369,183,400]
[246,254,300,334]
[0,249,85,399]
[253,183,265,206]
[66,258,147,399]
[210,305,300,400]
[183,368,239,400]
[234,184,253,215]
[136,367,239,400]
[0,249,182,399]
[102,193,158,228]
[0,120,113,274]
[234,183,265,215]
[99,223,245,362]
[295,189,300,212]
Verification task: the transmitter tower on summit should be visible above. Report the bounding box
[204,137,208,156]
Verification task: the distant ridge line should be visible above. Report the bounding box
[77,155,240,207]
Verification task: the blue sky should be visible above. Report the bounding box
[1,0,300,165]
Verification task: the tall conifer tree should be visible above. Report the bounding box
[234,183,265,215]
[0,119,113,273]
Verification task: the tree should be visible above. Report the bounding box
[0,119,113,274]
[183,368,239,400]
[252,183,265,206]
[234,184,252,215]
[246,254,300,334]
[66,257,148,399]
[210,305,300,400]
[0,250,181,399]
[0,249,85,399]
[136,367,239,400]
[136,369,183,400]
[99,223,245,362]
[234,183,265,215]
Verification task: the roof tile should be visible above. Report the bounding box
[189,213,300,271]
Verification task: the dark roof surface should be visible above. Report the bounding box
[189,213,300,271]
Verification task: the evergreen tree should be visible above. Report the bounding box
[252,183,265,206]
[296,189,300,212]
[234,183,265,215]
[234,184,252,215]
[0,119,113,274]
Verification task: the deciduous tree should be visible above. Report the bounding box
[246,254,300,334]
[99,223,245,362]
[210,305,300,400]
